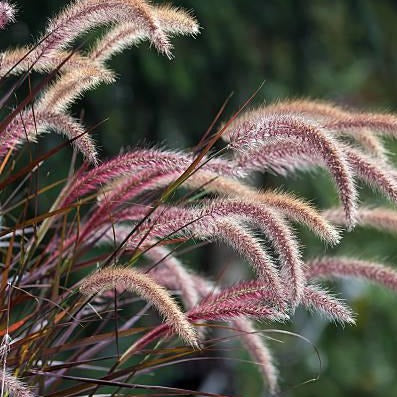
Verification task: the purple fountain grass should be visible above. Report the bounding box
[102,167,340,244]
[324,206,397,234]
[4,1,397,391]
[94,214,285,305]
[80,266,199,347]
[112,200,303,305]
[90,4,199,63]
[124,276,354,361]
[203,199,306,306]
[302,284,355,324]
[346,128,388,161]
[37,66,115,114]
[114,198,305,305]
[0,1,15,30]
[63,148,244,205]
[232,318,279,395]
[144,245,200,310]
[141,249,356,391]
[0,0,171,76]
[236,140,397,210]
[150,261,282,378]
[0,1,197,166]
[0,65,117,164]
[212,219,285,303]
[234,138,322,177]
[77,169,171,240]
[190,174,340,244]
[306,257,397,292]
[153,4,200,37]
[226,113,358,227]
[0,110,98,164]
[324,111,397,139]
[197,279,282,307]
[252,99,388,160]
[28,0,172,64]
[0,4,198,77]
[188,296,287,323]
[0,47,99,76]
[0,369,35,397]
[346,148,397,202]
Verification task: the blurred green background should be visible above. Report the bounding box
[3,0,397,396]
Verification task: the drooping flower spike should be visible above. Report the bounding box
[0,5,198,77]
[235,140,397,213]
[113,199,305,305]
[63,148,244,205]
[302,284,355,324]
[225,113,358,228]
[324,206,397,235]
[90,4,199,63]
[0,1,15,30]
[244,99,391,160]
[80,265,199,347]
[0,110,98,163]
[0,369,35,397]
[37,66,115,114]
[29,0,172,61]
[306,257,397,292]
[94,167,340,244]
[94,216,285,306]
[148,264,282,391]
[0,1,199,164]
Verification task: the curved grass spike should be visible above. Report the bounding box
[252,99,388,159]
[0,1,15,30]
[325,111,397,138]
[227,113,358,228]
[0,2,197,164]
[0,0,172,76]
[324,206,397,235]
[236,140,397,211]
[30,0,172,60]
[306,257,397,292]
[204,199,306,305]
[95,166,340,244]
[183,172,341,244]
[36,66,115,114]
[125,277,354,361]
[0,5,198,77]
[94,216,285,305]
[148,266,280,393]
[116,200,303,305]
[0,110,98,164]
[302,284,355,324]
[0,369,35,397]
[90,4,199,63]
[0,47,100,77]
[63,148,243,204]
[80,266,199,347]
[212,219,285,304]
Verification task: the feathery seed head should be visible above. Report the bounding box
[302,285,355,325]
[80,266,199,347]
[306,256,397,292]
[227,113,358,228]
[0,369,35,397]
[0,1,15,29]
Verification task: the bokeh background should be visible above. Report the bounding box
[3,1,397,396]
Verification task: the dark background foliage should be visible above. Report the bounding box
[3,1,397,395]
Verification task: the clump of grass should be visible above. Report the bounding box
[2,1,397,395]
